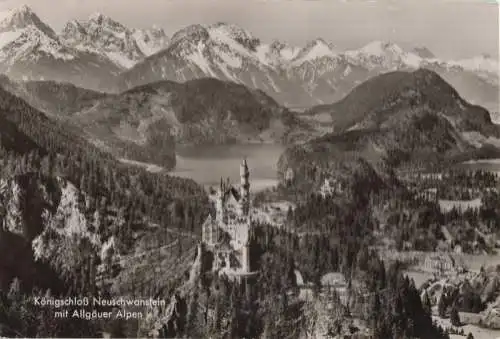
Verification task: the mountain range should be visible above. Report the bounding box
[0,4,495,117]
[0,5,168,91]
[115,27,499,114]
[60,12,169,69]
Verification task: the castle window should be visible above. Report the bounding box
[230,253,241,269]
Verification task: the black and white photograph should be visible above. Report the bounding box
[0,0,497,338]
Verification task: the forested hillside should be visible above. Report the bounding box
[0,88,210,337]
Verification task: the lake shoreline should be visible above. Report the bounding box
[169,144,285,193]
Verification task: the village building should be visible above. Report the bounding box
[423,253,457,274]
[320,272,349,305]
[319,177,345,198]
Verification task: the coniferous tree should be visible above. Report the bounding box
[450,305,461,327]
[438,294,447,317]
[422,290,432,315]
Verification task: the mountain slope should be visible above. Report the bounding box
[0,5,121,91]
[279,69,500,186]
[412,47,435,59]
[308,69,497,135]
[0,112,41,155]
[0,75,107,117]
[288,40,499,109]
[255,39,300,67]
[72,78,309,166]
[115,23,315,106]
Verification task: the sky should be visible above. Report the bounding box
[0,0,497,60]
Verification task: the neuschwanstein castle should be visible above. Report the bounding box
[200,159,256,279]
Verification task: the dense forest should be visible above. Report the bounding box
[0,85,212,337]
[153,177,453,339]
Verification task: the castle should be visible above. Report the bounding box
[200,159,255,279]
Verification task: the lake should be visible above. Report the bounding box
[169,144,286,192]
[168,153,500,194]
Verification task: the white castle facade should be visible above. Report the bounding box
[200,159,255,278]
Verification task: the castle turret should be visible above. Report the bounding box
[241,242,250,273]
[216,177,225,222]
[240,158,250,215]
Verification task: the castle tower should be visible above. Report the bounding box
[241,242,250,273]
[216,177,225,222]
[240,158,250,216]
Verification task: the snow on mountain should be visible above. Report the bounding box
[1,26,76,63]
[451,54,499,76]
[117,22,316,106]
[116,20,499,110]
[208,22,260,51]
[290,38,338,66]
[0,30,23,51]
[344,40,423,70]
[61,13,144,68]
[0,5,76,63]
[353,40,405,58]
[60,12,169,69]
[1,7,490,111]
[342,41,498,83]
[0,5,121,90]
[132,26,170,56]
[412,46,435,59]
[254,41,300,67]
[0,4,56,38]
[206,22,263,70]
[284,40,377,104]
[267,40,300,63]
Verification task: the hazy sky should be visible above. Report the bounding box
[0,0,498,59]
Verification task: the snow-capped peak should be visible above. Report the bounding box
[8,4,34,19]
[1,5,37,26]
[269,40,300,59]
[61,20,86,40]
[87,11,127,31]
[0,4,78,64]
[60,12,170,69]
[89,12,104,20]
[345,40,422,69]
[0,4,56,38]
[132,27,169,56]
[170,24,210,46]
[253,39,300,67]
[290,38,338,66]
[88,12,107,23]
[207,22,260,51]
[450,54,500,76]
[356,40,404,57]
[209,22,257,41]
[269,40,288,52]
